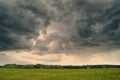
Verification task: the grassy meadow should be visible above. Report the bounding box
[0,68,120,80]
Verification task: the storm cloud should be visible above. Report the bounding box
[33,0,120,53]
[0,0,52,51]
[0,0,120,65]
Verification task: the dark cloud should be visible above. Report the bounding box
[0,0,52,51]
[0,0,120,54]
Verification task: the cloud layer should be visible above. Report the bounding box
[0,0,120,64]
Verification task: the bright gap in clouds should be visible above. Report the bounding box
[0,49,120,65]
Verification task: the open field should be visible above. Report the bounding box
[0,68,120,80]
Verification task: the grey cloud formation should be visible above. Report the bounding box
[0,0,53,51]
[34,0,120,54]
[0,0,120,56]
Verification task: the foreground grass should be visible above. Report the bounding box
[0,68,120,80]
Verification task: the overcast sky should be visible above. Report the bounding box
[0,0,120,65]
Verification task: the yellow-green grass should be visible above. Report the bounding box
[0,68,120,80]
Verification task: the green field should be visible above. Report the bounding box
[0,68,120,80]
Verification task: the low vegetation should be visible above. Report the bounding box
[0,68,120,80]
[0,64,119,80]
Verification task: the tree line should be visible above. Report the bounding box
[0,64,120,69]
